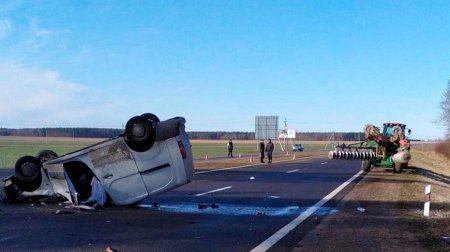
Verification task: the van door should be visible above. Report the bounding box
[132,140,176,194]
[88,139,148,205]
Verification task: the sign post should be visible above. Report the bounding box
[424,185,431,217]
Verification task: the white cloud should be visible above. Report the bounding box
[29,18,53,37]
[23,18,68,54]
[0,18,12,39]
[0,61,92,127]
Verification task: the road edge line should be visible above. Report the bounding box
[250,170,364,252]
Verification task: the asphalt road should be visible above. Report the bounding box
[0,157,363,252]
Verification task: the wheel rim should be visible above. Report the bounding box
[22,163,37,177]
[132,123,146,138]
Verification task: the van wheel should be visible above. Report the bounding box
[125,116,156,152]
[36,150,58,164]
[14,156,43,191]
[141,113,160,123]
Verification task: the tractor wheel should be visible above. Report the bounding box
[140,113,160,123]
[36,150,58,164]
[361,160,371,172]
[14,156,43,192]
[401,163,408,170]
[124,116,156,152]
[394,163,403,173]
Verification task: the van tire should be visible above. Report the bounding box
[141,113,160,123]
[36,150,58,164]
[16,176,42,192]
[125,116,156,152]
[14,156,43,191]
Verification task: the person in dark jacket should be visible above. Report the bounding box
[266,139,274,163]
[259,140,265,163]
[227,139,234,158]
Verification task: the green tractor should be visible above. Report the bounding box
[328,123,412,173]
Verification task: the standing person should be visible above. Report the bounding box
[266,139,274,163]
[227,139,234,158]
[259,140,265,163]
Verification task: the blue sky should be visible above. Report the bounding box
[0,1,448,140]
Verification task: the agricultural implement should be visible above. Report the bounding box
[328,123,411,173]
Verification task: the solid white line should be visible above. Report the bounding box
[250,170,364,252]
[195,156,318,175]
[286,169,299,173]
[195,186,232,196]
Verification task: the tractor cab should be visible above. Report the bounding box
[382,123,407,139]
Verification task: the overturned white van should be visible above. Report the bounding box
[1,114,194,206]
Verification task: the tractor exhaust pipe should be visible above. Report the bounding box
[328,150,377,160]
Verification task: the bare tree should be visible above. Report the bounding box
[437,81,450,138]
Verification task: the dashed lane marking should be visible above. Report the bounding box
[195,156,320,175]
[195,186,233,197]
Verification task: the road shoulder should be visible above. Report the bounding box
[293,159,450,251]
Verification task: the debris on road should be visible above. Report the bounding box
[256,211,266,216]
[198,204,208,209]
[54,210,75,215]
[198,203,219,210]
[250,176,255,180]
[105,246,117,252]
[356,207,366,213]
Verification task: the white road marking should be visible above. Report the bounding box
[0,235,19,243]
[195,186,233,196]
[321,162,327,165]
[250,170,364,252]
[269,196,280,199]
[286,169,299,173]
[195,156,317,174]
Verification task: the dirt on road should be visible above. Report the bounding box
[293,148,450,252]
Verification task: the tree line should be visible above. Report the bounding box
[188,131,364,141]
[0,128,364,141]
[0,128,123,138]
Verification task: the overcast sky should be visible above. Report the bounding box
[0,1,448,140]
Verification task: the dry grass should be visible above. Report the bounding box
[434,140,450,159]
[410,147,450,177]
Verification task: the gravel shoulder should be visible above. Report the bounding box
[293,149,450,251]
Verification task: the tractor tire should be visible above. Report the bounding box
[14,156,43,192]
[124,116,156,152]
[394,163,403,173]
[401,163,408,170]
[361,160,371,172]
[141,113,160,123]
[36,150,58,164]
